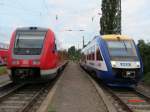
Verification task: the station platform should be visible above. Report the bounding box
[0,75,10,86]
[50,62,107,112]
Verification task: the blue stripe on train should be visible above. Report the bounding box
[95,36,140,87]
[83,35,142,87]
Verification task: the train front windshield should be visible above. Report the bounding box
[106,40,139,61]
[14,33,45,55]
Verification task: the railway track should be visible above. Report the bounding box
[87,73,150,112]
[0,78,60,112]
[107,88,150,112]
[0,62,67,112]
[0,82,25,98]
[0,83,44,112]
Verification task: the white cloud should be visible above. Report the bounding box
[122,0,150,42]
[0,0,150,48]
[122,0,146,15]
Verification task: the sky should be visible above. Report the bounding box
[0,0,149,49]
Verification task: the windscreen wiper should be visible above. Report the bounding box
[122,41,128,51]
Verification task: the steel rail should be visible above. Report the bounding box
[88,74,150,112]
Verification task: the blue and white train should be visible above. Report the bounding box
[80,35,143,87]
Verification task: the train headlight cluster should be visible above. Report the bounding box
[12,60,19,65]
[111,61,116,67]
[33,60,40,65]
[136,62,140,67]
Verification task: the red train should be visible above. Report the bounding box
[0,43,9,65]
[7,27,67,82]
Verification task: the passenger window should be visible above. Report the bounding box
[88,50,90,60]
[53,43,57,53]
[53,36,58,52]
[89,48,92,60]
[81,53,86,61]
[96,47,103,61]
[92,46,95,60]
[55,44,57,51]
[86,50,89,60]
[86,50,88,60]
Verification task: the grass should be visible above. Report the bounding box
[48,105,56,112]
[0,67,8,75]
[143,72,150,85]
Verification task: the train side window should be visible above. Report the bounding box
[85,51,87,60]
[81,53,86,61]
[90,48,92,60]
[53,43,57,53]
[53,36,58,53]
[92,46,95,60]
[96,47,103,61]
[89,49,91,60]
[88,49,90,60]
[87,50,89,60]
[55,44,57,51]
[89,48,91,60]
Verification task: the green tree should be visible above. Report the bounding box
[137,40,150,74]
[68,46,81,61]
[100,0,121,35]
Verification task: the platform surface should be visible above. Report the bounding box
[0,75,10,86]
[51,62,107,112]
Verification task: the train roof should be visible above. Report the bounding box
[102,35,132,41]
[82,34,133,50]
[16,27,50,32]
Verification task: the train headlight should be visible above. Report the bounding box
[33,60,40,65]
[111,61,116,67]
[136,62,140,67]
[12,60,19,65]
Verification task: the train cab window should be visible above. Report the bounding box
[14,32,46,55]
[96,47,103,61]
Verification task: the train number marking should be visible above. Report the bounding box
[120,63,131,67]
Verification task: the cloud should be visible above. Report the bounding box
[0,0,150,48]
[122,0,150,42]
[122,0,146,15]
